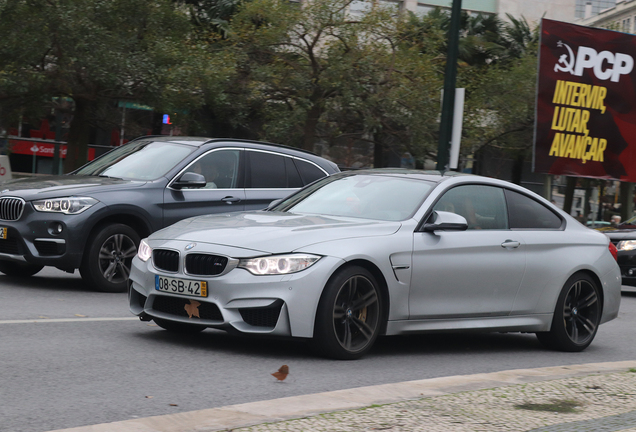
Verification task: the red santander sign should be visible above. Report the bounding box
[8,139,96,160]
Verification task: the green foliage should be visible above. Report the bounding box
[207,0,442,166]
[0,0,212,170]
[0,0,541,172]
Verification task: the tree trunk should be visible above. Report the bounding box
[63,98,91,173]
[511,152,524,185]
[373,137,383,168]
[302,102,322,152]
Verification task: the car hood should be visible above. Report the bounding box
[603,228,636,241]
[151,211,402,254]
[0,175,145,200]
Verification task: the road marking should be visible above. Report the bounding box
[0,317,139,324]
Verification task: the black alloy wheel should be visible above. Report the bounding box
[536,272,601,352]
[314,266,382,360]
[80,223,140,293]
[97,233,137,283]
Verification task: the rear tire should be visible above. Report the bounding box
[80,223,140,293]
[153,317,206,334]
[0,260,43,277]
[313,266,383,360]
[536,272,601,352]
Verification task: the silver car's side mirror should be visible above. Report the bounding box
[172,172,207,190]
[266,198,283,210]
[422,210,468,232]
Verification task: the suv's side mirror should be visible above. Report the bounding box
[422,210,468,232]
[172,172,207,190]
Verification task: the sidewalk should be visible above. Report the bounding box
[50,361,636,432]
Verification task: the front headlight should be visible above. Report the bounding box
[617,240,636,251]
[137,239,152,262]
[238,254,321,275]
[32,197,98,215]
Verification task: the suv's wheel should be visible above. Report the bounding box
[536,272,602,352]
[313,266,383,360]
[153,317,206,334]
[0,260,43,277]
[80,223,140,293]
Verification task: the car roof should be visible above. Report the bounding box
[127,136,339,171]
[131,136,321,156]
[335,168,473,183]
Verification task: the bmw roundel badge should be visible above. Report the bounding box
[185,243,196,250]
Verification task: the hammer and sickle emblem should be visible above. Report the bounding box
[554,40,575,74]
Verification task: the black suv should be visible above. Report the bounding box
[0,136,339,292]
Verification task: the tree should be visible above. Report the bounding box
[459,15,539,181]
[0,0,209,172]
[209,0,442,167]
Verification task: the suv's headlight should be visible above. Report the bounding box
[32,197,98,215]
[137,239,152,262]
[617,240,636,251]
[238,254,321,275]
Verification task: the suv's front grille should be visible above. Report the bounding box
[0,234,20,254]
[185,254,228,276]
[153,249,179,272]
[0,197,24,221]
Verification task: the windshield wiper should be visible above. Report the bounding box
[96,174,123,180]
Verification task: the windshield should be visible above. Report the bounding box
[74,140,194,180]
[273,174,434,221]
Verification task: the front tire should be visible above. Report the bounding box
[80,224,140,293]
[153,317,206,334]
[0,260,43,277]
[536,272,602,352]
[314,266,383,360]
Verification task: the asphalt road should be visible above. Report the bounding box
[1,268,635,432]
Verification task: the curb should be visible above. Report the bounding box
[47,360,636,432]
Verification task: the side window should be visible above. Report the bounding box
[433,185,508,230]
[505,189,562,229]
[246,151,287,188]
[295,159,327,185]
[285,157,303,188]
[183,149,240,189]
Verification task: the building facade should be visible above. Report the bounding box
[576,0,617,19]
[396,0,577,23]
[578,0,636,32]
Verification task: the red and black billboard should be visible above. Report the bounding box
[534,18,636,181]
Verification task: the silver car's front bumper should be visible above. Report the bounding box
[128,253,344,338]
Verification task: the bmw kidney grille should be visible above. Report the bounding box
[152,249,179,272]
[0,197,25,221]
[185,254,228,276]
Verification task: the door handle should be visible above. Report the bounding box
[501,240,520,249]
[222,196,241,204]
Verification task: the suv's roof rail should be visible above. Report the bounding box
[201,138,320,157]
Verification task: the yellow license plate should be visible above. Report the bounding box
[155,275,207,297]
[0,227,7,239]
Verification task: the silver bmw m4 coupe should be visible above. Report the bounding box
[128,169,621,359]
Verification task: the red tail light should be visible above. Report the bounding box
[609,242,618,261]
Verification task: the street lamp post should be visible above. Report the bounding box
[436,0,463,171]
